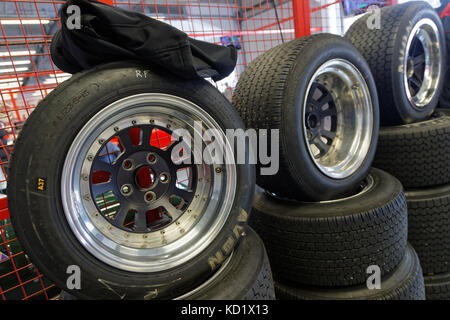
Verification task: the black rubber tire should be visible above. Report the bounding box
[178,227,275,300]
[232,33,379,201]
[250,168,408,287]
[406,184,450,275]
[424,272,450,300]
[275,244,425,300]
[373,109,450,188]
[345,1,446,125]
[7,62,255,300]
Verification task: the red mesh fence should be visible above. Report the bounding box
[0,197,60,299]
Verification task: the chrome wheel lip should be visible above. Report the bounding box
[266,173,375,204]
[61,93,237,273]
[315,173,374,204]
[303,58,374,180]
[403,18,441,108]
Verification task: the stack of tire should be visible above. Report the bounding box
[232,1,448,300]
[345,1,449,300]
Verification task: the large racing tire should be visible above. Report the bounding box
[345,1,446,125]
[7,62,255,299]
[233,33,379,201]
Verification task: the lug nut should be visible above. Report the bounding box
[121,184,132,195]
[159,173,169,183]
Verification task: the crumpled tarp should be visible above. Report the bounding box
[50,0,237,81]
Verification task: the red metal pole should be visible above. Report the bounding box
[8,89,22,121]
[98,0,113,5]
[292,0,311,38]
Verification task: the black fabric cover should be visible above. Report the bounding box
[50,0,237,81]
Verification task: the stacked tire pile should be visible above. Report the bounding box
[233,1,447,300]
[346,2,449,300]
[346,1,449,300]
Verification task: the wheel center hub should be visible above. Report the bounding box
[306,113,320,129]
[116,150,171,204]
[135,166,156,190]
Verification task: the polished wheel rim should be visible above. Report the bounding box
[61,93,236,272]
[404,18,441,108]
[304,58,373,179]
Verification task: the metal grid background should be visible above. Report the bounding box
[0,0,400,300]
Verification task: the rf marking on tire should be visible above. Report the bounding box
[367,265,381,290]
[208,209,248,271]
[66,265,81,290]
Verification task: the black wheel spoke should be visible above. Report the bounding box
[320,107,337,118]
[414,53,425,66]
[134,209,148,232]
[307,129,319,143]
[321,130,336,142]
[172,187,194,203]
[92,159,114,172]
[112,206,130,227]
[141,126,152,148]
[316,92,333,107]
[117,130,133,151]
[410,74,422,89]
[160,196,183,220]
[313,138,330,157]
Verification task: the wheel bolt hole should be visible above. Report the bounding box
[144,191,156,203]
[123,160,132,169]
[148,154,156,163]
